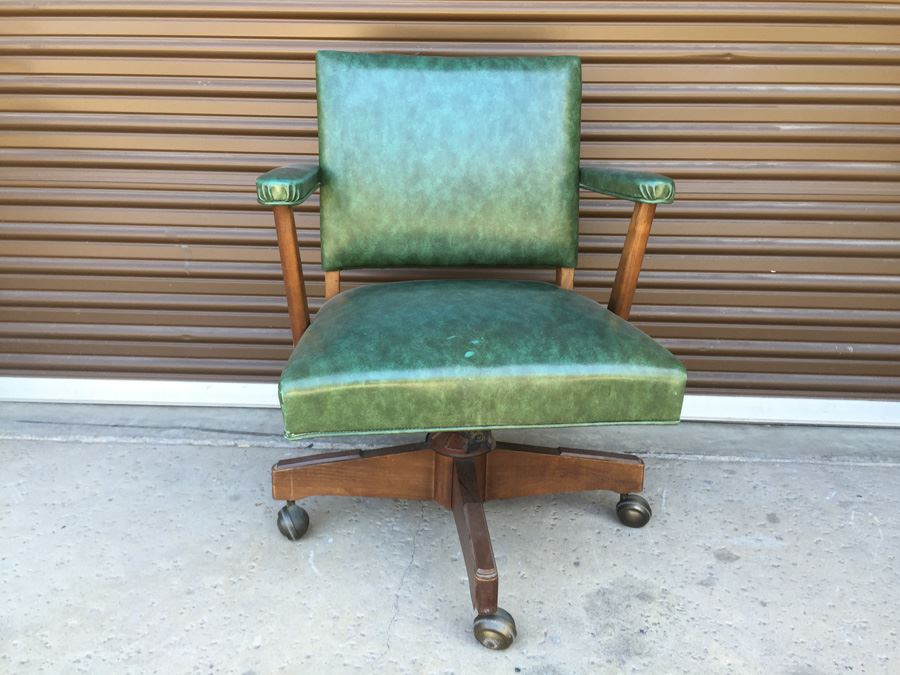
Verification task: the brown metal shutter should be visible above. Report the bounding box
[1,2,899,398]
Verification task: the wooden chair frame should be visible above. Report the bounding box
[268,199,659,644]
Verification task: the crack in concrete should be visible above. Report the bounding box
[13,419,275,437]
[378,503,426,661]
[644,452,900,467]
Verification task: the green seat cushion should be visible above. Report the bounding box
[279,280,686,439]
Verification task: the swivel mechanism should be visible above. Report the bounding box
[271,431,652,649]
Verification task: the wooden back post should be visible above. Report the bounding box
[324,271,341,299]
[555,266,574,290]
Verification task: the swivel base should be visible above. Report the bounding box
[271,431,650,649]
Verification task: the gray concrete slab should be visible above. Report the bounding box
[1,403,899,674]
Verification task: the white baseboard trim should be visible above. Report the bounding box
[679,394,899,428]
[0,376,898,428]
[0,377,280,408]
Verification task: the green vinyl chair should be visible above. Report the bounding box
[256,51,685,650]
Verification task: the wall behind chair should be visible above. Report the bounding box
[1,1,899,399]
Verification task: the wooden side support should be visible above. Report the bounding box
[272,205,310,345]
[452,458,498,615]
[607,202,657,320]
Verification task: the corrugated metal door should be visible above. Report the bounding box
[1,2,899,397]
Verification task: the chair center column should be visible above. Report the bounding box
[429,430,495,458]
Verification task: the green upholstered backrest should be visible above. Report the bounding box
[315,51,582,271]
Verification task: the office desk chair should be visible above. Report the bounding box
[256,51,685,650]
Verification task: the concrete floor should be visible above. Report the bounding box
[1,403,898,674]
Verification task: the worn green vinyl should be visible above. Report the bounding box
[279,279,686,438]
[579,166,676,204]
[256,164,320,206]
[315,51,582,270]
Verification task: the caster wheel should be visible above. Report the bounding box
[276,500,309,540]
[473,608,517,650]
[616,493,652,528]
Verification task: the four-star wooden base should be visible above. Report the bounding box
[271,430,651,650]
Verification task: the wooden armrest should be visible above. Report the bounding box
[258,165,321,344]
[579,166,675,320]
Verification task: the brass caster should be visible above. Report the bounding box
[473,608,517,650]
[616,493,652,528]
[276,500,309,540]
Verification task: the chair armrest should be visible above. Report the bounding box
[258,164,319,344]
[256,164,321,206]
[579,166,675,205]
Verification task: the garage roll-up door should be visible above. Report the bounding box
[1,1,899,398]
